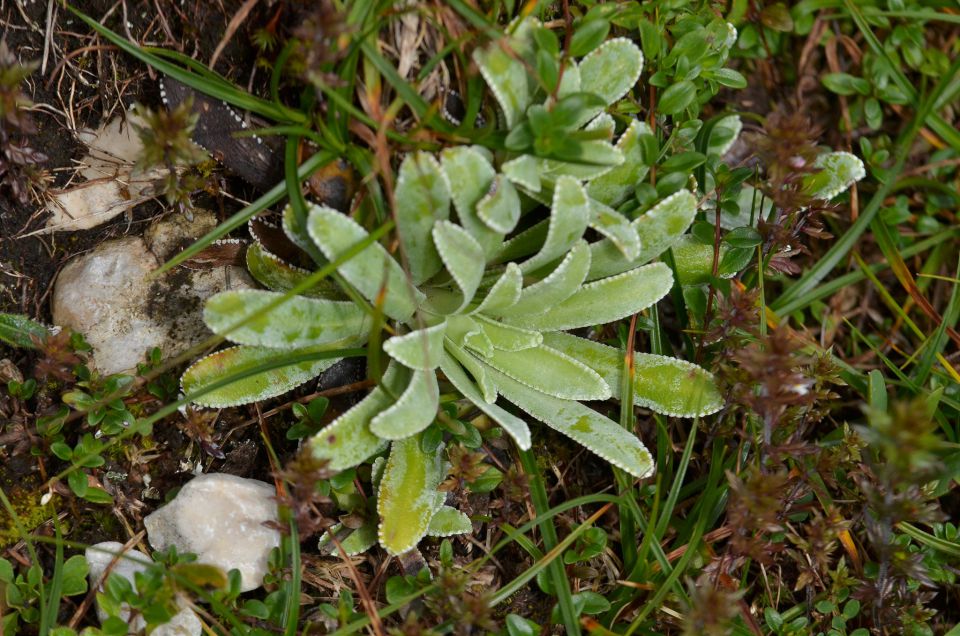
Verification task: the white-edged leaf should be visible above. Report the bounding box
[370,369,439,439]
[585,112,616,138]
[181,345,340,408]
[474,315,542,351]
[808,151,866,200]
[505,262,673,331]
[522,176,592,272]
[491,368,655,479]
[433,220,485,312]
[395,152,451,283]
[440,146,502,257]
[587,119,652,208]
[494,241,590,318]
[589,200,641,261]
[426,507,473,537]
[502,154,542,193]
[477,175,522,234]
[203,290,369,349]
[245,241,341,299]
[439,351,530,448]
[483,345,611,401]
[307,204,423,321]
[472,263,523,315]
[282,204,327,264]
[588,190,697,280]
[377,436,445,555]
[538,141,624,182]
[383,322,446,370]
[444,340,498,403]
[445,315,493,358]
[706,114,742,157]
[579,37,643,110]
[542,332,724,417]
[473,21,534,129]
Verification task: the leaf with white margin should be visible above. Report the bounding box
[370,369,439,439]
[474,315,542,351]
[542,332,724,417]
[444,340,498,403]
[522,176,592,273]
[493,220,548,264]
[440,147,502,257]
[555,60,581,100]
[490,368,655,479]
[505,262,673,331]
[377,435,445,555]
[588,190,697,281]
[670,235,733,286]
[502,154,541,193]
[589,200,641,261]
[308,365,404,470]
[318,522,378,556]
[483,345,611,401]
[426,507,473,537]
[477,175,521,234]
[203,290,369,349]
[806,151,866,200]
[182,345,341,408]
[439,350,530,448]
[538,141,623,182]
[282,203,327,265]
[471,263,523,315]
[433,220,485,312]
[307,204,423,321]
[245,241,341,299]
[494,241,590,318]
[579,38,643,110]
[395,152,451,283]
[587,119,652,208]
[585,112,616,138]
[719,184,774,230]
[706,114,742,157]
[472,18,537,129]
[383,322,446,370]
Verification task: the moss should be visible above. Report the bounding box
[0,486,57,549]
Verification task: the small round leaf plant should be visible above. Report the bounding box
[181,18,864,556]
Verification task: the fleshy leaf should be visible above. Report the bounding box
[577,37,643,123]
[426,507,473,537]
[308,365,404,470]
[588,190,697,281]
[706,114,742,157]
[439,350,530,448]
[377,436,445,555]
[245,241,341,299]
[474,315,542,351]
[522,176,591,272]
[587,119,652,208]
[495,241,590,318]
[501,154,541,193]
[319,522,378,556]
[585,112,616,138]
[483,345,611,401]
[670,236,732,286]
[472,20,534,129]
[432,220,485,312]
[383,322,446,370]
[0,313,49,349]
[203,290,369,349]
[472,263,523,315]
[589,200,641,261]
[491,368,655,479]
[307,204,423,321]
[477,175,522,234]
[444,340,498,404]
[181,345,340,408]
[542,332,724,417]
[395,152,451,283]
[440,147,502,257]
[504,262,673,331]
[370,369,439,439]
[538,141,624,182]
[282,204,327,265]
[807,151,866,200]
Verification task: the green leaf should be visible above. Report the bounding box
[587,119,652,208]
[440,146,502,257]
[377,435,445,555]
[806,151,867,200]
[589,200,641,261]
[821,72,871,96]
[588,190,697,281]
[578,37,643,113]
[426,506,473,537]
[477,175,522,234]
[542,332,724,417]
[341,522,379,556]
[203,290,369,349]
[705,114,742,157]
[495,241,591,318]
[473,22,533,129]
[395,152,451,283]
[181,345,341,407]
[370,369,439,440]
[505,262,673,331]
[245,241,341,299]
[709,68,747,89]
[432,220,485,312]
[522,176,592,272]
[491,369,654,478]
[482,345,611,401]
[538,140,624,180]
[307,204,423,321]
[723,227,762,248]
[671,235,728,285]
[501,154,542,193]
[439,351,530,449]
[383,322,446,370]
[474,316,543,351]
[472,263,523,315]
[658,80,697,115]
[569,18,610,58]
[0,313,48,349]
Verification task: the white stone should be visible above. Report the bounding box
[144,473,280,592]
[85,541,202,636]
[50,211,253,375]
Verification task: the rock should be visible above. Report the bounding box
[50,211,253,375]
[85,541,202,636]
[144,473,280,592]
